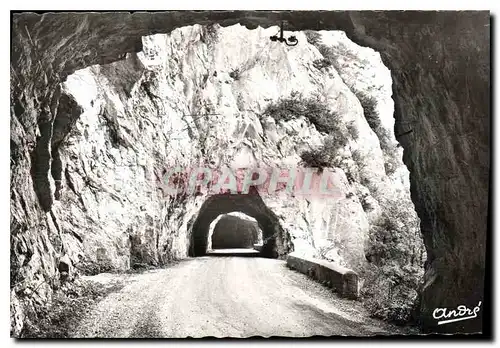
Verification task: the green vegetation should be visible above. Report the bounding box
[362,204,425,324]
[21,280,125,338]
[262,91,343,134]
[300,136,348,170]
[313,58,332,70]
[304,30,423,325]
[229,68,240,80]
[304,30,322,46]
[357,92,380,129]
[305,33,400,176]
[262,92,350,171]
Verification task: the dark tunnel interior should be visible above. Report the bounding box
[210,214,262,250]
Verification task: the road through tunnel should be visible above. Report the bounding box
[189,193,291,258]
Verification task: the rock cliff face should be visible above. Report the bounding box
[51,23,417,267]
[10,11,489,335]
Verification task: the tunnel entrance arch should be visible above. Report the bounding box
[188,193,291,258]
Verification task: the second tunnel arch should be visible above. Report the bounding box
[188,193,292,258]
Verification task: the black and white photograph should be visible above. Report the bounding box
[9,8,491,339]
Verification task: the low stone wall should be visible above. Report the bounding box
[286,252,359,299]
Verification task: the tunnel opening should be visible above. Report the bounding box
[207,212,263,251]
[188,193,291,259]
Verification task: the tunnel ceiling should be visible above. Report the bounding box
[11,11,362,78]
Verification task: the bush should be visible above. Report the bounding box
[229,68,240,80]
[384,152,400,176]
[261,94,300,122]
[304,30,322,46]
[264,92,350,171]
[357,92,380,130]
[262,92,343,135]
[354,93,402,176]
[317,44,335,60]
[200,23,219,45]
[363,261,422,325]
[74,256,114,276]
[300,135,348,170]
[313,58,332,70]
[324,132,348,151]
[316,42,364,68]
[370,126,400,176]
[377,127,393,152]
[351,148,362,163]
[362,204,424,325]
[346,121,359,140]
[300,148,330,170]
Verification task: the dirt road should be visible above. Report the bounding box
[73,255,402,338]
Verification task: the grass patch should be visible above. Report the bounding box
[21,280,125,338]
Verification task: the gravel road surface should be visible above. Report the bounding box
[73,255,403,338]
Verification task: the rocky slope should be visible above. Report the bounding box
[61,23,419,265]
[10,11,489,335]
